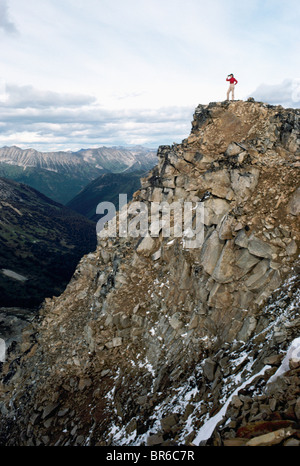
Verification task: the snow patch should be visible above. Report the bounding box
[193,364,271,445]
[267,337,300,385]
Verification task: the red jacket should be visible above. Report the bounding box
[227,76,238,85]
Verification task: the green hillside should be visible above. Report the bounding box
[0,177,97,308]
[0,163,104,205]
[67,171,145,222]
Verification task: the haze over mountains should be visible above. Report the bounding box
[0,145,157,205]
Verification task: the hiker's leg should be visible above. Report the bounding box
[231,84,235,100]
[227,86,230,100]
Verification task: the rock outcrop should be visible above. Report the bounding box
[0,100,299,446]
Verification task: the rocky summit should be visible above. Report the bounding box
[0,99,299,447]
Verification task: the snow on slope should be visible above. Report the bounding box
[101,264,299,446]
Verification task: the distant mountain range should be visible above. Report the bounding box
[0,177,97,308]
[0,145,157,307]
[0,145,157,205]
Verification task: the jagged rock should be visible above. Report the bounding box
[235,229,249,248]
[152,248,162,261]
[169,314,183,330]
[147,434,164,446]
[218,214,235,240]
[231,395,243,408]
[208,282,233,309]
[237,315,257,341]
[200,169,232,199]
[161,414,179,432]
[284,438,300,446]
[41,403,60,420]
[236,249,260,275]
[247,237,277,260]
[273,330,287,344]
[105,337,122,349]
[212,240,235,283]
[245,428,296,446]
[244,259,270,290]
[295,399,300,420]
[230,168,260,201]
[287,187,300,216]
[136,236,156,256]
[203,357,217,381]
[286,239,297,256]
[204,198,231,226]
[200,230,224,275]
[225,142,244,157]
[236,420,297,440]
[263,354,283,366]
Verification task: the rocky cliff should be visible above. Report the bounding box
[0,100,299,447]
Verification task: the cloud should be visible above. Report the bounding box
[3,84,96,108]
[1,76,299,153]
[249,79,300,108]
[0,0,17,34]
[0,82,193,150]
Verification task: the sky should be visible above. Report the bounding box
[0,0,299,151]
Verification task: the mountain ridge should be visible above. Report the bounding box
[0,145,157,204]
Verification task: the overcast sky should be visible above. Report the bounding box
[0,0,299,151]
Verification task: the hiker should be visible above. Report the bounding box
[226,74,238,100]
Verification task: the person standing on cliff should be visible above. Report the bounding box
[226,74,238,100]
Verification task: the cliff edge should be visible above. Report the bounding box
[0,99,299,446]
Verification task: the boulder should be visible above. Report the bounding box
[161,414,179,432]
[236,249,260,275]
[204,198,231,226]
[225,142,243,156]
[245,259,270,290]
[230,167,260,200]
[235,229,249,248]
[286,239,297,256]
[136,236,156,256]
[200,230,224,275]
[203,357,217,381]
[147,434,164,446]
[246,428,296,446]
[218,214,235,240]
[237,315,257,341]
[248,237,277,259]
[212,240,235,283]
[287,187,300,216]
